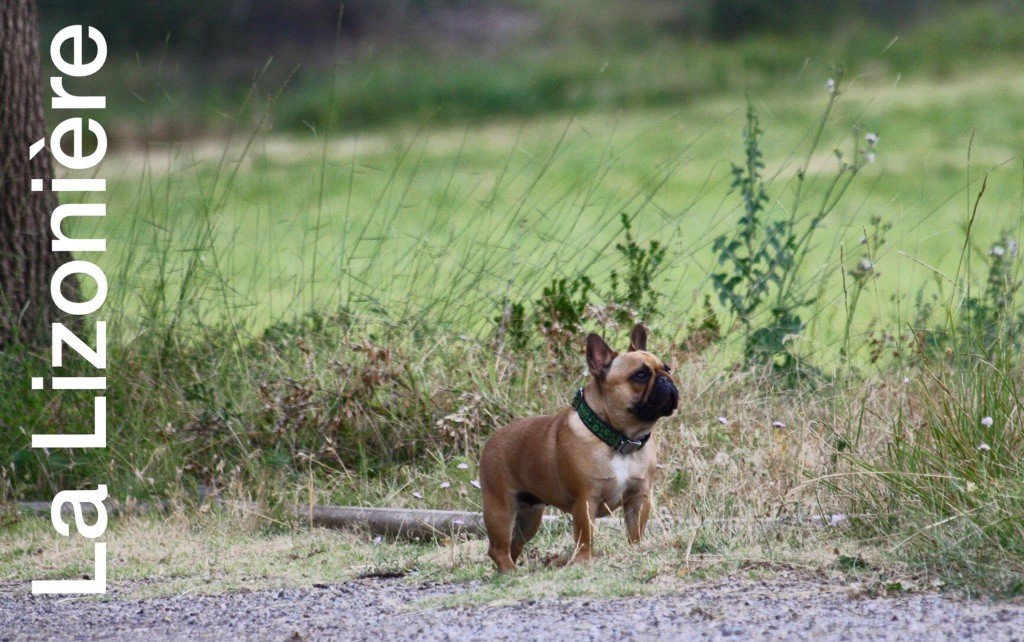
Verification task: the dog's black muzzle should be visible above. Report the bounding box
[631,375,679,422]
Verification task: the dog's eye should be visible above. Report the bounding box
[632,370,650,382]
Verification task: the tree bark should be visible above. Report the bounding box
[0,0,78,350]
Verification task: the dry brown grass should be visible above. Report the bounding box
[0,329,996,599]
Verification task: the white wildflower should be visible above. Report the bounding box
[373,536,382,545]
[981,416,994,427]
[865,133,879,147]
[903,377,910,384]
[826,78,836,93]
[457,463,470,470]
[470,479,481,489]
[412,490,423,499]
[439,482,451,489]
[772,420,786,429]
[866,151,876,164]
[717,416,729,425]
[977,442,991,452]
[858,258,873,272]
[990,245,1005,257]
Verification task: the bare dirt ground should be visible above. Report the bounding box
[2,574,1023,642]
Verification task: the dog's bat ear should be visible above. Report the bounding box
[628,324,648,352]
[586,333,617,379]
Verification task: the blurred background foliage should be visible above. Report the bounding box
[37,0,986,54]
[37,0,1024,140]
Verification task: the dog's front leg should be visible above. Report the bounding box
[570,497,598,563]
[623,489,651,545]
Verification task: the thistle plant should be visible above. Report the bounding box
[960,232,1024,357]
[711,71,874,375]
[841,213,891,363]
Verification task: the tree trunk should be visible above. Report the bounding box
[0,0,78,350]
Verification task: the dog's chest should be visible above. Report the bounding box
[606,452,645,498]
[568,413,650,500]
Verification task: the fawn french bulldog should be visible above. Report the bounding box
[479,324,678,571]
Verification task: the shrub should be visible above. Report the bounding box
[606,212,668,324]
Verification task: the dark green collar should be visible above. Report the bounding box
[572,388,651,455]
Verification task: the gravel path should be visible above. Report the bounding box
[2,575,1023,641]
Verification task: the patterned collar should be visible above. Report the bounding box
[571,388,650,455]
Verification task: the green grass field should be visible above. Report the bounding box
[90,64,1024,360]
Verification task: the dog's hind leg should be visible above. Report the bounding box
[483,491,518,572]
[510,504,544,564]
